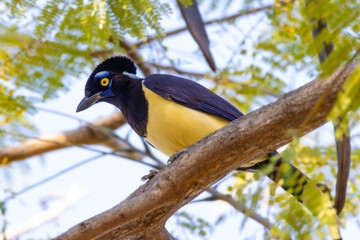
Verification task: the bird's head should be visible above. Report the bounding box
[76,56,137,112]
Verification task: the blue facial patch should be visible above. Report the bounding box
[95,71,110,79]
[100,88,115,97]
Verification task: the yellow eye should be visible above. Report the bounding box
[100,78,109,87]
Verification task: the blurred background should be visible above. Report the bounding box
[0,0,360,239]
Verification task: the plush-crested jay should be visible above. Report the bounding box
[77,56,340,239]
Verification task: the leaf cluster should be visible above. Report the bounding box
[0,0,171,143]
[256,0,360,75]
[1,0,360,239]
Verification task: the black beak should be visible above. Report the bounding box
[76,88,115,112]
[76,92,104,112]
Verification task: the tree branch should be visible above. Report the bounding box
[54,60,359,240]
[136,4,278,48]
[147,62,281,98]
[307,0,351,215]
[0,112,127,164]
[0,39,157,165]
[148,62,204,77]
[118,40,154,76]
[206,188,275,233]
[0,40,152,165]
[93,4,284,66]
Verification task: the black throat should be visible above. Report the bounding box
[105,78,148,137]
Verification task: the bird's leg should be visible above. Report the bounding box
[167,149,187,165]
[141,170,159,181]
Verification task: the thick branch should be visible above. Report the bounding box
[54,61,358,240]
[0,113,127,164]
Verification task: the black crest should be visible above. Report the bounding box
[85,56,137,96]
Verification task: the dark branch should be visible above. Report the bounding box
[308,0,351,215]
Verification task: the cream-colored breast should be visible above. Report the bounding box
[143,86,229,156]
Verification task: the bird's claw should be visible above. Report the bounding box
[141,170,159,181]
[167,149,187,165]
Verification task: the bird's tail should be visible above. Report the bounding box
[239,152,341,240]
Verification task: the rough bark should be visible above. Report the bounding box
[54,61,359,240]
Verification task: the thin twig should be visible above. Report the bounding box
[141,139,166,168]
[1,154,104,203]
[206,187,280,239]
[1,150,161,204]
[1,130,162,169]
[148,62,204,77]
[135,4,277,48]
[37,107,90,124]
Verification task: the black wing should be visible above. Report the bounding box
[144,74,243,121]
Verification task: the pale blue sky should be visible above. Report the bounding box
[1,1,359,239]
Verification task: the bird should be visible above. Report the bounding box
[77,56,341,239]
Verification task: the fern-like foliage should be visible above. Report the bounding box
[256,0,360,74]
[254,0,360,135]
[1,1,360,238]
[0,0,171,143]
